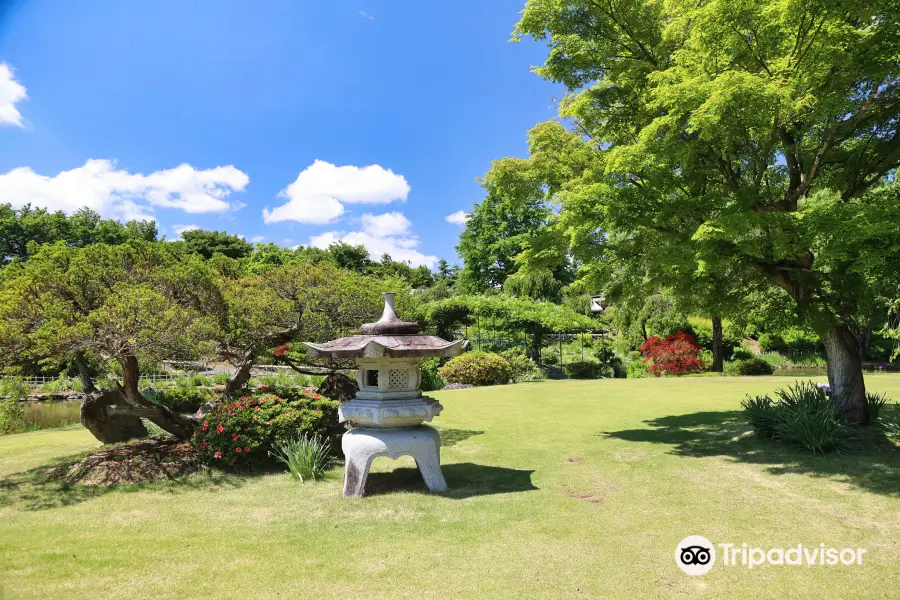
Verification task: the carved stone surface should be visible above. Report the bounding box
[342,426,447,497]
[339,397,443,429]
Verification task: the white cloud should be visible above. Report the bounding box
[361,211,410,236]
[251,235,265,243]
[309,211,436,268]
[263,160,409,225]
[445,210,469,225]
[0,62,27,127]
[359,10,375,20]
[0,159,249,221]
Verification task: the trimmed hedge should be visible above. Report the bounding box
[563,361,605,379]
[438,352,511,386]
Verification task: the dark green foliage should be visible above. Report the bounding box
[594,341,626,378]
[438,352,511,386]
[327,242,371,273]
[878,404,900,440]
[181,229,253,260]
[757,334,786,353]
[143,387,217,414]
[734,358,775,376]
[420,357,446,391]
[741,395,777,439]
[191,390,341,468]
[563,361,606,379]
[743,382,859,455]
[731,347,754,361]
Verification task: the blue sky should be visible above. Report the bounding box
[0,0,560,267]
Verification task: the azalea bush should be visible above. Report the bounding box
[640,331,705,376]
[191,389,341,468]
[438,352,511,386]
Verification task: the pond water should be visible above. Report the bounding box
[22,400,81,429]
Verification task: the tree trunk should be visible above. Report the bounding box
[711,315,724,373]
[80,389,148,443]
[194,357,253,418]
[73,351,97,394]
[820,324,869,424]
[855,323,873,361]
[116,355,196,439]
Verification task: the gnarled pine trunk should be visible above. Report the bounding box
[820,324,869,424]
[114,355,196,439]
[711,316,724,373]
[194,356,253,418]
[80,389,148,443]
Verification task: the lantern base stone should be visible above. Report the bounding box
[341,425,447,498]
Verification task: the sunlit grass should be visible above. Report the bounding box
[1,375,899,599]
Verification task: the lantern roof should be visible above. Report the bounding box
[303,292,468,359]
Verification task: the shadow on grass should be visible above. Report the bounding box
[0,453,252,512]
[434,427,484,447]
[364,462,538,499]
[602,411,900,497]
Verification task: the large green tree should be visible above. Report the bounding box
[0,241,219,441]
[0,204,158,265]
[457,159,573,293]
[511,0,900,421]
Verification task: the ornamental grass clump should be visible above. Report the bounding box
[190,390,341,468]
[269,433,332,482]
[742,381,860,455]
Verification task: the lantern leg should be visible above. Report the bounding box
[414,426,447,493]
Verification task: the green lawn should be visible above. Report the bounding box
[2,376,899,599]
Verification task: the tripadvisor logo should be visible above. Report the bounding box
[675,536,867,575]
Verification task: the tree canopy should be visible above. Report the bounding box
[501,0,900,421]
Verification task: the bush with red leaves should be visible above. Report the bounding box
[640,331,705,376]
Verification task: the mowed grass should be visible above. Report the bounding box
[1,376,900,599]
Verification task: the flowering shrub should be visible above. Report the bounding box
[640,331,705,376]
[438,352,511,386]
[191,389,341,468]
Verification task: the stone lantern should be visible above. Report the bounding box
[304,293,467,497]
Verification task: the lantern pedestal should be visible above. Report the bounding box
[341,425,447,498]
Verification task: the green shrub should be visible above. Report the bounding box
[775,382,858,454]
[734,358,775,376]
[0,377,28,435]
[731,347,755,361]
[782,328,822,352]
[540,348,560,366]
[878,404,900,440]
[499,348,545,382]
[438,352,511,386]
[626,360,650,378]
[741,395,777,439]
[213,372,230,385]
[420,357,446,391]
[563,361,607,379]
[269,433,332,482]
[757,333,786,352]
[144,386,217,413]
[191,390,341,468]
[42,374,77,394]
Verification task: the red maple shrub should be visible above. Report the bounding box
[640,331,705,376]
